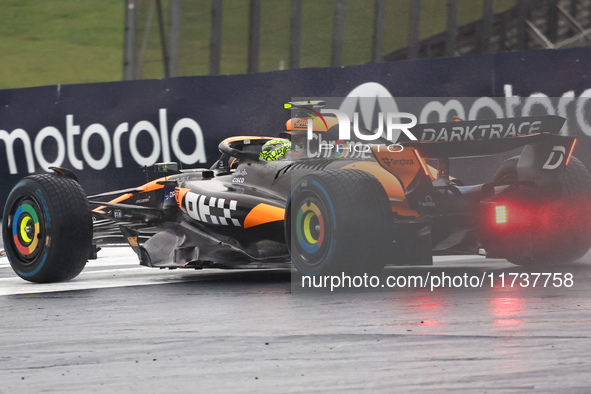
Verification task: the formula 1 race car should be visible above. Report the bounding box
[3,101,591,282]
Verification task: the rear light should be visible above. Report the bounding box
[495,205,507,224]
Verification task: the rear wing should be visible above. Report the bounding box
[392,115,576,191]
[402,115,566,159]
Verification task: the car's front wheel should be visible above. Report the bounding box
[2,174,92,283]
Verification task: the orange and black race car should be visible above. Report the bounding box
[3,101,591,282]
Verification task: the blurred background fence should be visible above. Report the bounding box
[124,0,591,80]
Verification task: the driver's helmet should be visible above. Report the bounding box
[259,138,291,161]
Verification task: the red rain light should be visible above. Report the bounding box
[495,205,507,224]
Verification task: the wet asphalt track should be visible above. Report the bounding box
[1,244,591,393]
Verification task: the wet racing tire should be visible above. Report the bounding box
[285,169,393,276]
[493,156,591,266]
[2,174,92,283]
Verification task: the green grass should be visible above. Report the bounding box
[0,0,517,89]
[0,0,124,89]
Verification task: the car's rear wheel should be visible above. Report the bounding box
[492,156,591,266]
[285,169,393,276]
[2,174,92,283]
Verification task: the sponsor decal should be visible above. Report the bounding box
[419,121,542,142]
[419,195,436,208]
[232,168,248,184]
[293,118,309,128]
[114,209,123,218]
[183,191,241,226]
[127,236,138,247]
[542,145,566,170]
[379,158,415,167]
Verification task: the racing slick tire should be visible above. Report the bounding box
[2,174,92,283]
[285,169,393,276]
[492,156,591,266]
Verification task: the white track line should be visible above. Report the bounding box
[0,271,206,296]
[0,246,189,296]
